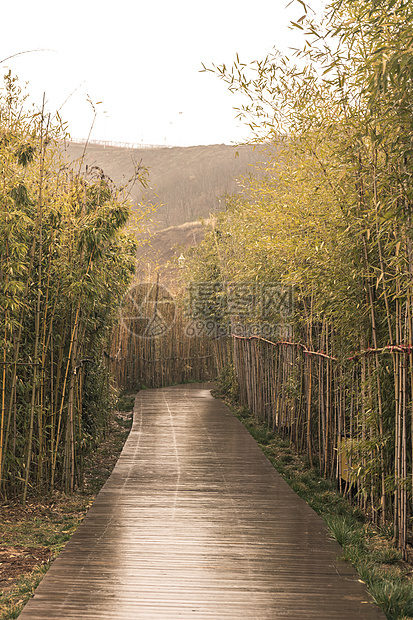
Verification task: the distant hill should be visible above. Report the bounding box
[135,220,207,291]
[64,141,264,228]
[63,141,267,290]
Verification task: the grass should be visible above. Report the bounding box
[0,498,93,620]
[213,389,413,620]
[116,393,136,412]
[0,565,50,620]
[0,392,135,620]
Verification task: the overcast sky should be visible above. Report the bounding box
[1,0,325,147]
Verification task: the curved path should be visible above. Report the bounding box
[19,384,385,619]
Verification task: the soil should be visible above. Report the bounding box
[0,546,52,595]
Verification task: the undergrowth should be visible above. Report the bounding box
[213,387,413,620]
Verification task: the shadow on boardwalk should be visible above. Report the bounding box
[19,384,385,619]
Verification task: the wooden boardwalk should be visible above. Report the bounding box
[19,384,385,619]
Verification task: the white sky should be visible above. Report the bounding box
[1,0,325,147]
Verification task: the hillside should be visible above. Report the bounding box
[135,220,207,291]
[64,141,264,228]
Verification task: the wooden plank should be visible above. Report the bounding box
[19,384,385,619]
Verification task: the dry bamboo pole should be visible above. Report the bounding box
[51,257,93,488]
[280,347,285,434]
[409,341,413,546]
[37,234,58,489]
[22,226,42,505]
[321,359,327,476]
[320,324,326,474]
[275,346,283,430]
[330,325,339,482]
[283,347,288,434]
[243,339,249,408]
[242,339,249,409]
[52,324,66,443]
[296,349,305,451]
[263,343,269,427]
[0,234,10,488]
[286,346,292,433]
[404,226,413,554]
[326,323,333,478]
[326,357,332,478]
[249,339,255,416]
[269,346,276,431]
[251,339,257,417]
[281,347,289,438]
[293,347,297,434]
[391,345,400,532]
[276,347,281,433]
[306,355,314,468]
[395,304,408,554]
[306,296,314,467]
[285,346,291,437]
[280,347,286,432]
[337,366,343,491]
[283,346,288,434]
[374,230,394,523]
[67,320,79,493]
[353,359,363,508]
[270,344,275,429]
[41,288,62,488]
[354,359,363,508]
[400,344,407,553]
[346,365,356,499]
[394,266,402,543]
[360,352,367,513]
[257,341,262,420]
[269,345,276,431]
[244,340,251,412]
[361,233,387,521]
[37,255,53,486]
[300,350,306,452]
[75,367,83,487]
[336,366,343,487]
[0,320,7,485]
[366,355,377,523]
[264,343,269,428]
[394,345,402,546]
[23,106,48,506]
[318,357,323,470]
[49,333,55,488]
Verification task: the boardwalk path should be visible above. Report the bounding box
[19,384,385,619]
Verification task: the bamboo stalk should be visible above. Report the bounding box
[0,320,7,486]
[23,103,48,506]
[51,260,92,488]
[306,356,314,468]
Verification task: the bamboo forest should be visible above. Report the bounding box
[0,73,148,503]
[3,0,413,571]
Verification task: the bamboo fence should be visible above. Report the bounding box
[228,331,413,558]
[111,283,217,390]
